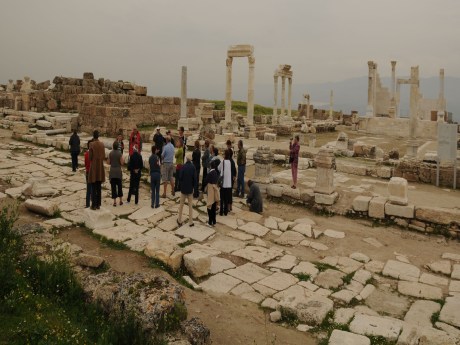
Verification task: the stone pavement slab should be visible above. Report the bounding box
[267,255,297,270]
[329,330,370,345]
[349,314,403,341]
[227,230,254,241]
[231,246,282,264]
[238,222,270,237]
[419,272,449,286]
[274,231,305,246]
[324,229,345,239]
[404,300,441,327]
[225,263,272,284]
[257,272,298,291]
[199,273,242,294]
[291,262,319,279]
[314,269,345,289]
[208,237,246,254]
[382,260,420,282]
[439,296,460,327]
[175,223,215,242]
[128,206,166,220]
[398,281,443,300]
[209,257,236,274]
[365,287,410,318]
[291,223,312,237]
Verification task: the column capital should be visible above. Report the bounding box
[391,60,397,68]
[248,55,255,65]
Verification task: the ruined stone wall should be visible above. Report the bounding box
[358,117,438,139]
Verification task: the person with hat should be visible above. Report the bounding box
[127,144,143,204]
[177,152,196,227]
[153,126,164,160]
[129,127,142,156]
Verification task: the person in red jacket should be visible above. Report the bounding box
[84,140,93,208]
[129,127,142,156]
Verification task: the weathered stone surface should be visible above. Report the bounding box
[451,280,460,294]
[291,223,312,237]
[404,300,441,327]
[183,250,211,278]
[329,330,370,345]
[388,177,408,205]
[365,288,410,318]
[264,217,278,230]
[23,177,57,197]
[359,284,376,300]
[349,314,403,341]
[76,254,104,268]
[452,265,460,280]
[427,260,452,275]
[128,206,165,220]
[225,263,272,284]
[363,237,384,248]
[324,229,345,239]
[439,296,460,327]
[272,284,313,301]
[368,196,387,219]
[144,239,185,271]
[261,298,278,310]
[397,324,457,345]
[442,253,460,262]
[331,289,356,303]
[279,295,334,326]
[24,199,58,217]
[238,222,270,237]
[382,260,420,282]
[208,237,245,254]
[43,218,72,228]
[227,231,254,241]
[258,272,298,291]
[365,260,385,273]
[350,252,371,263]
[435,321,460,339]
[314,269,345,289]
[398,281,443,300]
[419,273,449,287]
[314,192,338,205]
[291,262,319,279]
[274,231,305,246]
[334,308,355,324]
[209,257,236,274]
[231,246,282,264]
[269,310,281,323]
[336,256,363,274]
[385,203,415,218]
[353,269,372,285]
[175,223,215,242]
[81,208,114,229]
[415,206,460,225]
[353,195,372,212]
[267,255,297,270]
[199,273,241,295]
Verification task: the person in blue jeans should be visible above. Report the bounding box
[236,140,246,198]
[149,145,161,208]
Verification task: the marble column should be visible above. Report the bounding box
[372,63,377,117]
[273,76,278,116]
[437,68,445,122]
[391,61,397,99]
[366,61,374,116]
[247,55,255,126]
[329,90,333,120]
[287,77,292,117]
[281,76,286,115]
[180,66,187,120]
[396,82,401,117]
[406,66,420,158]
[306,94,311,120]
[224,57,233,123]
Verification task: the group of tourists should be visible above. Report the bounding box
[70,126,264,225]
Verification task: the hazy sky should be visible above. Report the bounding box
[1,0,459,106]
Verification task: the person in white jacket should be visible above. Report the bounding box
[218,149,233,216]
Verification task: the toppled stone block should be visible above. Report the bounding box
[24,199,58,217]
[415,206,460,225]
[144,239,185,272]
[82,208,114,230]
[183,250,211,278]
[388,177,408,205]
[23,177,57,197]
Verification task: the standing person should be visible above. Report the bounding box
[205,160,220,227]
[289,135,300,189]
[201,139,210,193]
[149,145,161,208]
[88,130,105,210]
[226,139,233,156]
[115,132,125,155]
[228,149,236,212]
[127,145,143,205]
[84,140,93,208]
[69,129,80,172]
[177,152,196,227]
[247,180,263,213]
[178,126,187,160]
[236,140,247,198]
[129,127,142,156]
[108,141,124,207]
[153,126,164,159]
[192,140,201,198]
[165,129,175,147]
[210,146,221,168]
[174,138,184,192]
[218,149,232,216]
[161,136,175,197]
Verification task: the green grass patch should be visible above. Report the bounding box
[342,272,355,285]
[87,231,128,250]
[178,239,195,248]
[313,262,336,272]
[295,273,311,282]
[431,311,440,324]
[211,100,274,115]
[368,336,397,345]
[148,258,194,290]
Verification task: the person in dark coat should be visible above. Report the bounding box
[69,130,80,172]
[153,126,164,159]
[149,145,161,208]
[88,130,105,210]
[201,139,210,192]
[127,145,143,205]
[247,180,263,214]
[192,140,201,198]
[205,159,220,227]
[177,152,196,227]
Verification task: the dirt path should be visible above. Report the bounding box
[57,227,316,345]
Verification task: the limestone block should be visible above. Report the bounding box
[376,166,392,179]
[314,269,345,289]
[199,273,241,294]
[291,262,319,279]
[404,300,441,327]
[144,239,185,271]
[350,252,371,263]
[266,184,284,197]
[427,260,451,275]
[452,265,460,280]
[388,177,408,205]
[23,177,57,197]
[439,296,460,327]
[183,250,211,278]
[336,162,367,176]
[238,222,270,237]
[382,260,420,282]
[291,223,312,237]
[36,120,52,128]
[419,273,449,287]
[175,223,215,242]
[274,231,305,246]
[397,324,457,345]
[263,133,276,141]
[415,206,460,225]
[257,272,298,291]
[324,229,345,239]
[225,263,272,284]
[24,199,58,217]
[329,330,370,345]
[231,246,282,264]
[82,208,114,230]
[261,298,278,310]
[398,281,443,300]
[331,289,356,303]
[349,314,403,341]
[76,254,104,268]
[209,257,235,274]
[368,196,387,219]
[269,310,281,322]
[279,295,334,326]
[385,203,414,219]
[314,192,338,205]
[353,195,372,212]
[333,308,356,325]
[353,269,372,285]
[442,253,460,262]
[359,284,375,300]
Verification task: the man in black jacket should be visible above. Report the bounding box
[69,130,80,172]
[177,152,196,227]
[127,145,143,205]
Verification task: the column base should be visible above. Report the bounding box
[404,139,419,159]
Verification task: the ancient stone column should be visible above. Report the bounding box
[437,68,446,122]
[405,66,420,158]
[252,145,274,186]
[396,82,401,117]
[306,94,311,120]
[372,63,378,117]
[389,61,397,118]
[224,57,233,123]
[328,90,334,120]
[247,55,255,126]
[314,148,338,205]
[287,77,293,117]
[281,76,286,116]
[366,61,374,116]
[273,75,278,116]
[180,66,187,120]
